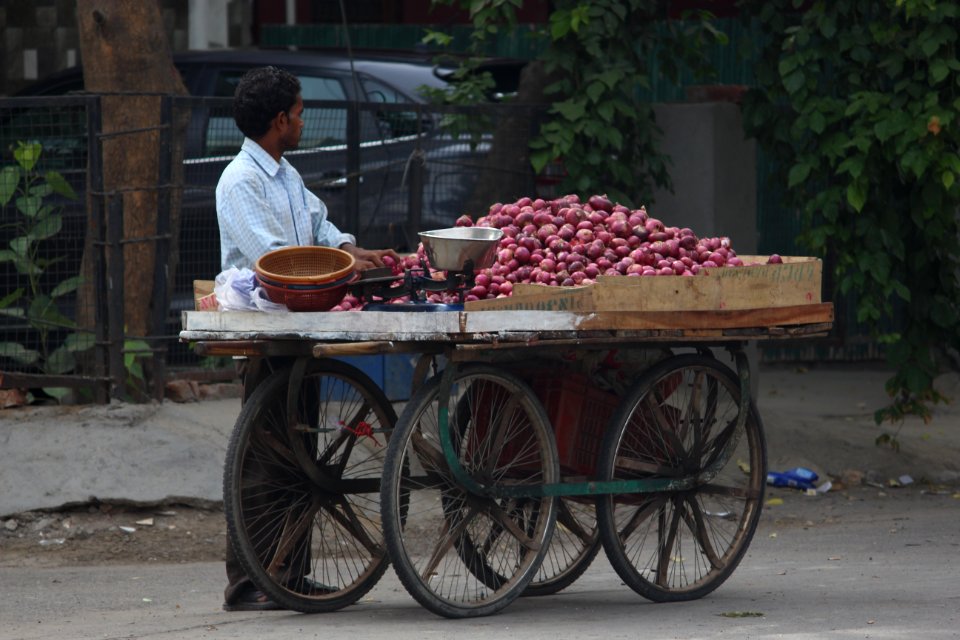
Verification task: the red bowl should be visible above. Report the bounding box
[257,275,354,311]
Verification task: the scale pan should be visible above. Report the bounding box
[418,227,503,272]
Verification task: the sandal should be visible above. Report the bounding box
[222,587,282,612]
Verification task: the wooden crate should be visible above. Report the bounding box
[464,256,822,313]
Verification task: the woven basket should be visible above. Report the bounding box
[255,246,356,285]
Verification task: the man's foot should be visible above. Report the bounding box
[222,586,282,612]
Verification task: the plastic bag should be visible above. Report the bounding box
[214,267,288,312]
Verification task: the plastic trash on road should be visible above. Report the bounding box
[766,467,819,491]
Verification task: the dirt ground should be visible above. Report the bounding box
[0,502,227,568]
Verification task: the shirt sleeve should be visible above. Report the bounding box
[218,174,295,266]
[305,189,356,248]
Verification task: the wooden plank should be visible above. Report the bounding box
[570,304,833,331]
[182,310,461,337]
[465,256,823,312]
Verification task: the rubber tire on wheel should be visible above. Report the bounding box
[381,364,559,618]
[596,353,767,602]
[223,359,397,613]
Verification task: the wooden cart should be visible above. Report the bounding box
[180,262,832,619]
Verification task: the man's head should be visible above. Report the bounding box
[233,66,303,148]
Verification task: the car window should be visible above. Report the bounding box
[362,77,429,137]
[205,70,351,155]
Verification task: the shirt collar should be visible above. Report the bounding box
[241,137,286,177]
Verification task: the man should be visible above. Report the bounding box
[217,65,397,273]
[216,65,397,612]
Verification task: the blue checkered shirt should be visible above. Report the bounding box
[216,138,355,271]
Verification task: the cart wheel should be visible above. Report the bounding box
[595,354,766,602]
[223,359,398,613]
[381,364,559,618]
[445,389,598,598]
[523,497,600,596]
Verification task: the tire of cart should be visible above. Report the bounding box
[223,358,402,613]
[380,364,560,618]
[595,352,767,602]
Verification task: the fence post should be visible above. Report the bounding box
[345,103,361,238]
[106,191,126,402]
[149,95,173,401]
[88,95,110,403]
[405,103,425,251]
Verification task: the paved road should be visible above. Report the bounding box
[3,487,958,640]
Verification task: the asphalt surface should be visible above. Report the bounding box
[2,487,959,639]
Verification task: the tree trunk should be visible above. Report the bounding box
[463,60,552,216]
[75,0,188,340]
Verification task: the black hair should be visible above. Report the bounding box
[232,66,301,139]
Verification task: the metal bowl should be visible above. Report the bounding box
[418,227,504,272]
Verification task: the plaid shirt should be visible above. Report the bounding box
[216,137,355,271]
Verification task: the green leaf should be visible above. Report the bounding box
[50,275,82,298]
[586,81,605,103]
[28,295,76,331]
[14,142,42,172]
[596,101,615,123]
[555,99,586,121]
[0,249,18,264]
[42,387,71,402]
[0,166,20,205]
[530,149,553,174]
[0,341,40,365]
[788,162,811,188]
[0,287,24,308]
[47,171,80,199]
[873,118,904,142]
[891,280,911,302]
[847,179,867,212]
[943,171,955,191]
[809,111,827,134]
[16,195,42,218]
[820,16,836,39]
[9,237,30,257]
[64,331,96,352]
[930,59,949,84]
[783,70,806,94]
[28,213,62,242]
[28,183,52,198]
[45,346,76,375]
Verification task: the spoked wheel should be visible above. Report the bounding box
[596,353,766,602]
[223,358,398,613]
[381,364,559,618]
[523,497,600,596]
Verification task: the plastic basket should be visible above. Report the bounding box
[529,371,619,476]
[463,370,619,476]
[254,246,356,285]
[256,274,353,311]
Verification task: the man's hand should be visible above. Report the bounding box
[339,243,401,271]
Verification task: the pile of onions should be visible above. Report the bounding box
[330,194,781,309]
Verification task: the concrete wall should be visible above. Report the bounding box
[651,101,757,255]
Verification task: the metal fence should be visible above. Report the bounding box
[0,93,547,402]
